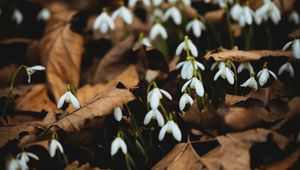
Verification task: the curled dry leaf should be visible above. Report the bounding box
[204,48,293,62]
[40,10,84,102]
[50,87,135,133]
[92,36,135,84]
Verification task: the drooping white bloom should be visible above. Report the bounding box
[133,36,151,50]
[241,76,258,90]
[49,139,64,158]
[176,37,198,57]
[182,0,191,7]
[185,19,206,38]
[144,108,165,127]
[179,93,193,111]
[149,23,168,40]
[93,11,115,33]
[152,0,164,6]
[150,8,164,21]
[128,0,151,8]
[255,0,281,25]
[257,64,277,86]
[12,9,23,25]
[111,137,127,156]
[162,6,182,25]
[289,10,300,25]
[26,65,46,83]
[237,62,253,73]
[147,87,172,109]
[230,3,243,21]
[57,91,80,109]
[16,151,39,170]
[210,61,223,71]
[282,39,300,59]
[231,4,254,27]
[213,63,235,85]
[278,61,294,77]
[114,107,123,122]
[7,158,21,170]
[176,60,205,79]
[112,6,133,25]
[37,8,51,21]
[159,120,182,141]
[181,77,204,97]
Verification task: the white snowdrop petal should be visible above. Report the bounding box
[156,110,165,127]
[293,39,300,59]
[278,64,286,75]
[257,69,263,77]
[170,121,182,141]
[100,23,109,33]
[49,140,57,157]
[122,8,133,24]
[54,140,64,154]
[181,79,192,92]
[158,124,168,141]
[114,107,122,122]
[176,61,185,69]
[30,65,45,71]
[259,70,268,86]
[185,21,193,32]
[195,62,205,70]
[159,89,172,100]
[175,42,185,56]
[172,8,182,25]
[268,70,277,79]
[119,139,127,154]
[226,68,235,85]
[188,40,198,57]
[27,152,39,160]
[192,20,201,37]
[194,78,204,96]
[213,69,223,81]
[57,93,67,109]
[144,110,154,125]
[179,95,187,111]
[282,41,293,51]
[288,64,294,77]
[111,139,120,156]
[69,93,80,109]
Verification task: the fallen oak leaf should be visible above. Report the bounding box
[40,10,84,102]
[50,87,135,133]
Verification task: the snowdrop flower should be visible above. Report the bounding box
[7,158,21,170]
[213,62,235,85]
[181,77,204,97]
[176,36,198,57]
[133,34,151,50]
[176,60,205,79]
[150,8,164,21]
[289,10,300,25]
[231,5,254,27]
[278,61,294,78]
[237,62,253,73]
[37,8,51,21]
[149,22,168,40]
[144,108,165,127]
[185,19,206,38]
[114,107,123,122]
[230,3,243,21]
[255,0,281,25]
[111,137,127,156]
[128,0,151,8]
[49,139,64,158]
[179,93,193,111]
[257,62,277,86]
[15,151,39,170]
[182,0,191,7]
[162,6,182,25]
[282,39,300,59]
[210,61,223,71]
[93,10,115,33]
[26,65,45,83]
[152,0,164,6]
[57,85,80,109]
[12,9,23,25]
[147,86,172,109]
[159,120,182,141]
[241,74,258,90]
[112,5,133,25]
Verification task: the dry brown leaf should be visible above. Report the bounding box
[0,64,17,87]
[204,48,292,62]
[288,27,300,38]
[92,36,135,84]
[40,10,84,102]
[50,87,135,132]
[65,160,102,170]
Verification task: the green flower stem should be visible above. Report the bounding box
[159,104,170,121]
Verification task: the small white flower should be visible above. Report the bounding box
[144,108,165,127]
[179,93,193,111]
[162,6,182,25]
[15,151,39,170]
[57,91,80,109]
[114,107,123,122]
[112,6,133,25]
[230,3,243,21]
[93,11,115,33]
[133,36,151,50]
[159,120,182,141]
[150,8,164,21]
[241,75,258,91]
[111,137,127,156]
[230,4,254,27]
[237,62,253,73]
[176,60,205,80]
[128,0,151,8]
[7,158,21,170]
[289,10,300,25]
[185,19,206,38]
[26,65,45,83]
[147,87,172,109]
[182,0,191,7]
[12,9,23,25]
[37,8,51,21]
[282,39,300,59]
[257,63,277,86]
[152,0,164,6]
[49,139,64,158]
[278,61,294,77]
[255,0,281,25]
[213,63,235,85]
[176,36,198,57]
[149,23,168,40]
[181,77,204,97]
[210,61,223,71]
